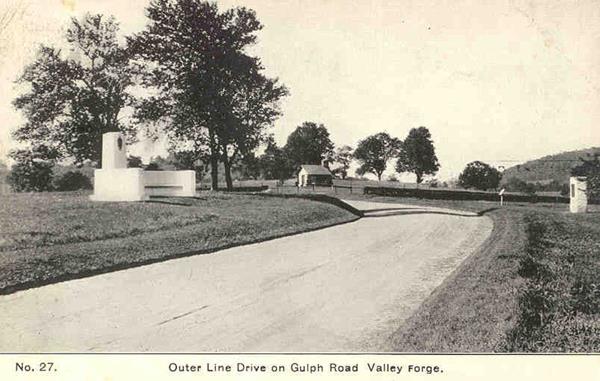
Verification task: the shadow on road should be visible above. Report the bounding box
[477,207,498,216]
[358,207,418,213]
[363,210,481,218]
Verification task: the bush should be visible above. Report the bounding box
[426,178,439,188]
[7,163,54,192]
[127,155,143,168]
[53,171,93,191]
[145,162,162,170]
[7,146,58,192]
[458,161,502,190]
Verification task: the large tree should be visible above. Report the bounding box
[331,145,353,179]
[283,122,334,170]
[259,135,293,181]
[13,14,136,166]
[459,161,502,190]
[395,126,440,183]
[218,65,288,189]
[131,0,286,190]
[353,132,401,181]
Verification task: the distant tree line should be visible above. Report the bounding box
[12,0,592,195]
[6,0,448,193]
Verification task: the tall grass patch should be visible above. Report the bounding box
[504,212,600,351]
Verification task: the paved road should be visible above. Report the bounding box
[0,200,492,352]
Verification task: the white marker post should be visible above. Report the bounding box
[499,188,505,206]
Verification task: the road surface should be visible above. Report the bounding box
[0,200,492,352]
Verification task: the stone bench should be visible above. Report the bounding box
[143,170,196,197]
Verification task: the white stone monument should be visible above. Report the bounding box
[569,176,587,213]
[90,132,197,202]
[90,132,147,202]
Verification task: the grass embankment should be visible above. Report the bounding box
[342,194,599,352]
[0,191,359,295]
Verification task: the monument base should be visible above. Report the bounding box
[90,168,149,202]
[143,170,196,197]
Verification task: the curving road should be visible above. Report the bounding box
[0,200,492,352]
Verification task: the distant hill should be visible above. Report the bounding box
[501,147,600,185]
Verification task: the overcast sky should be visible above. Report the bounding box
[1,0,599,180]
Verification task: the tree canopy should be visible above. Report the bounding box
[13,14,136,166]
[331,145,353,179]
[283,122,334,170]
[395,127,440,183]
[131,0,287,190]
[353,132,401,181]
[259,135,293,181]
[458,161,502,190]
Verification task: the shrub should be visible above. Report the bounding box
[7,146,58,192]
[127,155,143,168]
[426,178,439,188]
[53,171,93,191]
[458,161,502,190]
[7,163,54,192]
[145,162,162,170]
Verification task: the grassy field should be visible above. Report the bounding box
[0,191,359,294]
[341,194,600,352]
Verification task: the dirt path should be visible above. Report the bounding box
[0,200,492,352]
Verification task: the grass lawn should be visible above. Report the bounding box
[341,194,600,352]
[0,191,359,294]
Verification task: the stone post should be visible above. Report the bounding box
[569,176,587,213]
[90,132,147,202]
[101,132,127,169]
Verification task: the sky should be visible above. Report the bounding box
[0,0,599,181]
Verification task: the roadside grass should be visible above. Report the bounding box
[0,191,359,294]
[340,193,599,352]
[387,199,528,351]
[501,211,600,351]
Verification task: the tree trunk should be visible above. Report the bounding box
[223,156,233,191]
[377,172,382,181]
[210,156,218,191]
[416,171,423,184]
[209,131,218,191]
